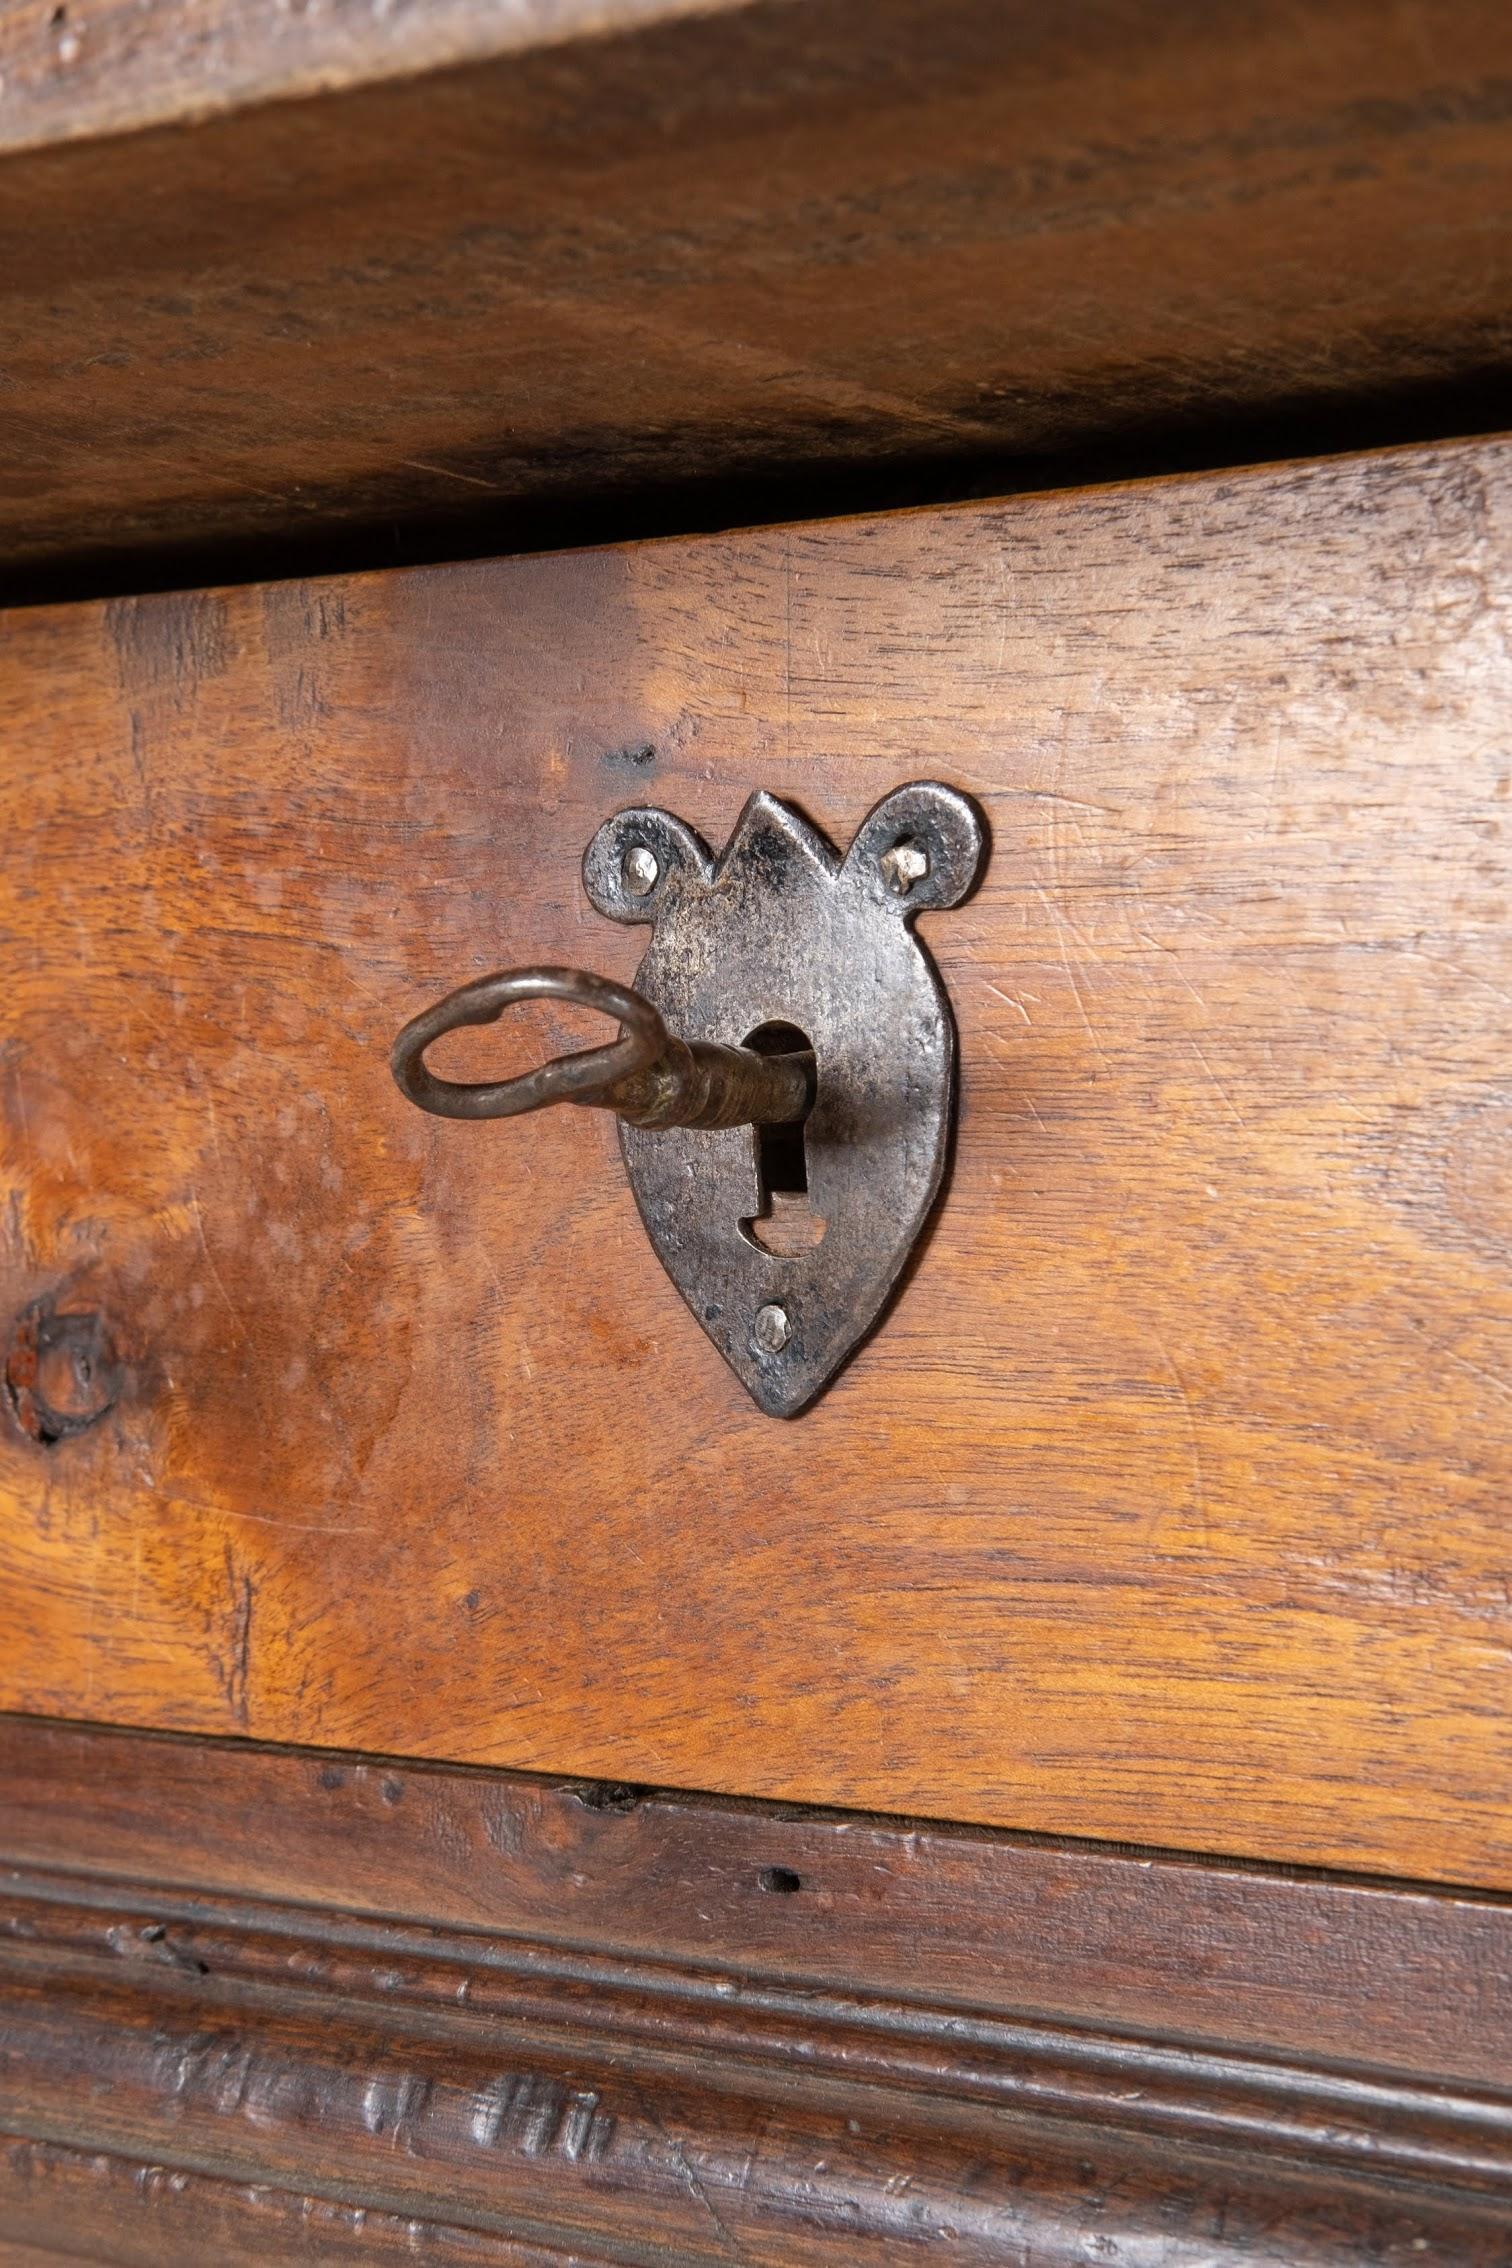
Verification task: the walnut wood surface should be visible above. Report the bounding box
[0,439,1509,1883]
[0,1717,1509,2264]
[3,0,1512,591]
[6,1716,1512,2090]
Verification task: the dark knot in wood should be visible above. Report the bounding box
[4,1298,122,1447]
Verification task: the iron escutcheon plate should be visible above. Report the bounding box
[582,783,986,1417]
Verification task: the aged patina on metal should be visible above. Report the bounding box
[391,782,986,1415]
[391,965,815,1131]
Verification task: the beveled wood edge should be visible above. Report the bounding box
[4,1863,1509,2189]
[1,1715,1509,2262]
[1,1895,1509,2265]
[0,0,743,161]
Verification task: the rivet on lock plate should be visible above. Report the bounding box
[391,782,986,1416]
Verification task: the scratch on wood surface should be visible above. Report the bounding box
[189,1190,248,1345]
[161,1487,373,1540]
[1020,786,1122,817]
[127,709,153,827]
[1438,1345,1511,1403]
[1186,1036,1247,1130]
[982,978,1033,1024]
[126,442,289,507]
[993,549,1010,677]
[631,2074,751,2264]
[229,1509,377,1537]
[1155,1334,1211,1554]
[1135,927,1210,1011]
[1261,720,1284,836]
[397,458,503,492]
[1033,883,1111,1073]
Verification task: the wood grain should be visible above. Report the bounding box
[2,0,1512,591]
[0,1716,1509,2264]
[7,1716,1512,2091]
[0,438,1509,1882]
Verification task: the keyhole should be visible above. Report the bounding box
[741,1021,826,1255]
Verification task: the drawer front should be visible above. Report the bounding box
[1,438,1507,1883]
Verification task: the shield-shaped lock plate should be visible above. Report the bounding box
[582,781,986,1416]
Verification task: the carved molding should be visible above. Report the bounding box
[1,1717,1509,2263]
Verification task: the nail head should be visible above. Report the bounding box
[753,1302,791,1354]
[880,839,929,896]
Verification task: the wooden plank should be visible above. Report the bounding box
[0,1717,1509,2263]
[0,438,1508,1883]
[2,0,1512,591]
[5,1717,1511,2091]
